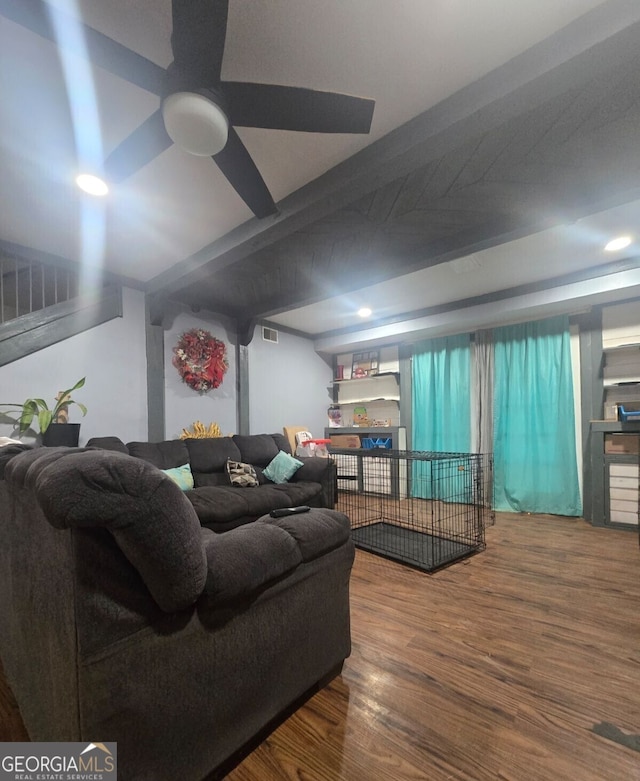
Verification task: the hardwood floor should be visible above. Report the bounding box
[228,513,640,780]
[1,513,639,779]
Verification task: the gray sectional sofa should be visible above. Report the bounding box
[88,432,337,531]
[0,443,354,780]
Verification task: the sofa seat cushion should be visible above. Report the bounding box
[187,482,322,526]
[266,482,324,506]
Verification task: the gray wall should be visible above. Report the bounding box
[0,287,148,445]
[247,325,332,437]
[163,311,237,439]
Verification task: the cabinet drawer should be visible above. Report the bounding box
[610,476,638,490]
[609,508,639,525]
[610,498,638,513]
[609,463,639,479]
[610,486,639,503]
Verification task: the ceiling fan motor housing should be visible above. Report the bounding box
[162,88,230,156]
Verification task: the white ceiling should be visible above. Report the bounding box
[1,0,638,347]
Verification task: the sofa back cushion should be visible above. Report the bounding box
[184,437,241,473]
[127,440,189,469]
[86,436,129,454]
[271,433,291,454]
[232,434,290,467]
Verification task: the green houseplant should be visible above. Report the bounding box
[1,378,87,444]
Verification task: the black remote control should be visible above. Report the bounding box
[270,506,311,518]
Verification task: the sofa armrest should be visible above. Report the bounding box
[290,457,337,508]
[11,448,208,613]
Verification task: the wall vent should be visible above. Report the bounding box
[262,326,279,343]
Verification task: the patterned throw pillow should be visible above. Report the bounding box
[161,463,194,491]
[263,450,304,484]
[227,459,259,487]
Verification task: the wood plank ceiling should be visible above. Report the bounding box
[152,17,640,325]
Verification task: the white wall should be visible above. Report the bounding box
[0,287,148,445]
[248,325,332,437]
[602,299,640,347]
[164,311,237,438]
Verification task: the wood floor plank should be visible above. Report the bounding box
[1,512,639,780]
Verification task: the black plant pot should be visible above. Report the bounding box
[42,423,81,447]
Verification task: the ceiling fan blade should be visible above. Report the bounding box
[104,110,172,183]
[213,128,277,218]
[0,0,165,95]
[222,82,375,134]
[171,0,228,85]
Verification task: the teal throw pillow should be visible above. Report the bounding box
[162,463,194,491]
[263,450,304,484]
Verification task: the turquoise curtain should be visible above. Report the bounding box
[493,315,582,515]
[411,334,471,499]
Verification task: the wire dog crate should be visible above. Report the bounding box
[331,448,493,572]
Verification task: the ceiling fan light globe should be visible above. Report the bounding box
[162,92,229,156]
[75,173,109,196]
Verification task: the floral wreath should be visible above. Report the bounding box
[172,329,228,393]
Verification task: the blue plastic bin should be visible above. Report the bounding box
[361,437,392,449]
[618,405,640,422]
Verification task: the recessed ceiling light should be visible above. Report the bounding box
[358,307,372,318]
[604,235,632,252]
[76,173,109,196]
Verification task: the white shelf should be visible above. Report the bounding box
[603,378,640,388]
[335,395,400,404]
[334,373,399,405]
[333,372,399,382]
[603,338,640,390]
[603,342,640,352]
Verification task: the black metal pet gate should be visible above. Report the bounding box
[331,448,493,572]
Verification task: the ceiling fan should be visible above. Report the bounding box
[0,0,375,218]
